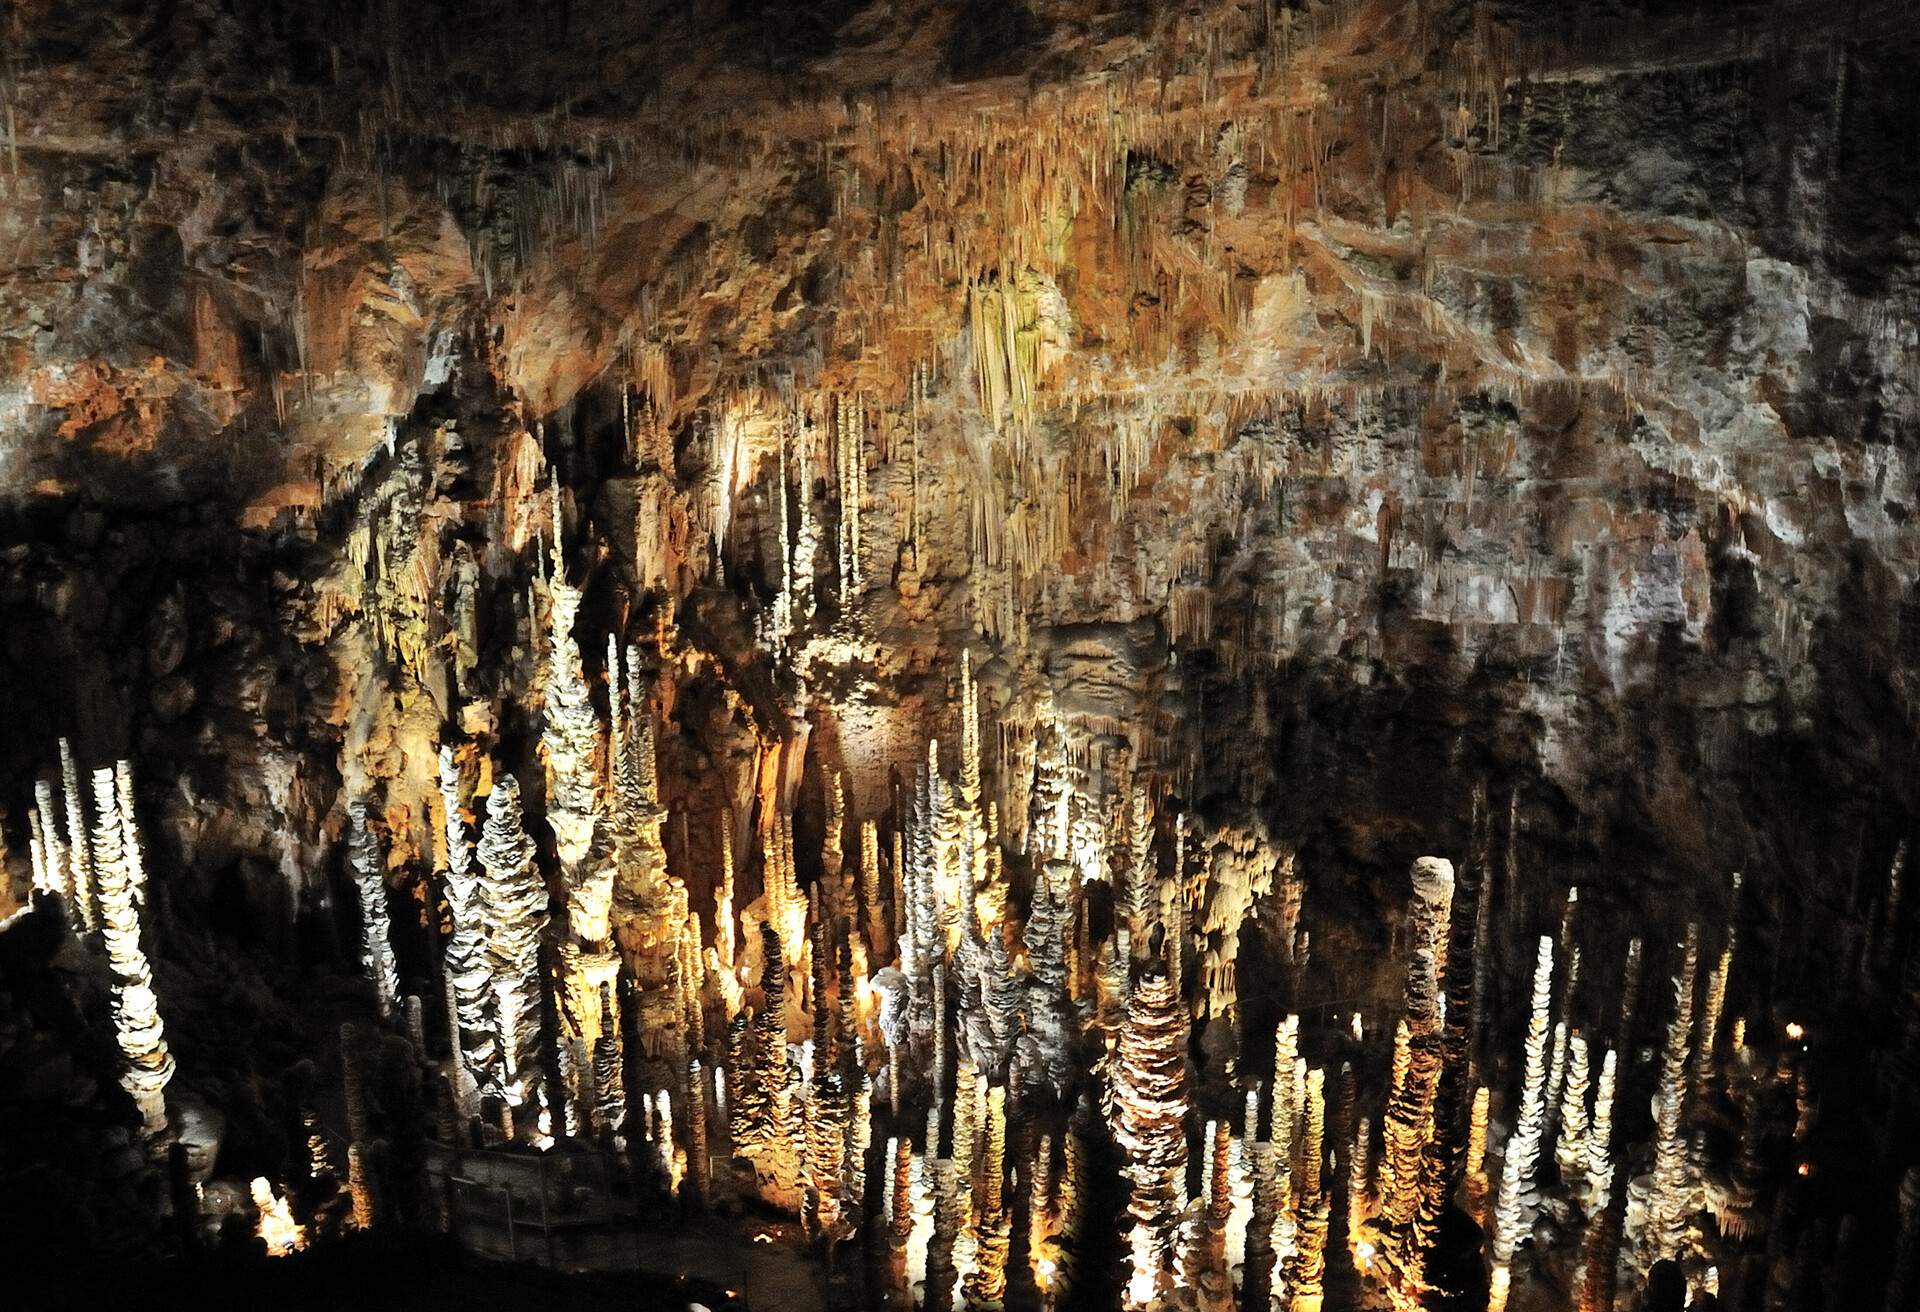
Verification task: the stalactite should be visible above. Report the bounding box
[348,799,400,1021]
[1113,969,1188,1310]
[477,774,548,1115]
[92,762,172,1138]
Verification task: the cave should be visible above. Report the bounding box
[2,2,1918,1310]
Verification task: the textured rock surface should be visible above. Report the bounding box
[2,0,1919,1299]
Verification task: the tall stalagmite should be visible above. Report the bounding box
[91,763,173,1138]
[477,774,548,1114]
[1113,969,1189,1310]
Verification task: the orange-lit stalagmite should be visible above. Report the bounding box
[1113,968,1188,1310]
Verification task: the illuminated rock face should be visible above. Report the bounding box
[7,3,1920,1305]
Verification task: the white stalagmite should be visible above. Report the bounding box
[1489,935,1555,1312]
[28,807,53,896]
[438,747,496,1091]
[115,761,147,908]
[62,739,95,930]
[92,762,173,1137]
[1555,1033,1592,1188]
[837,394,866,608]
[541,480,600,873]
[348,798,400,1021]
[478,774,548,1114]
[1586,1048,1618,1214]
[252,1176,305,1255]
[34,780,67,905]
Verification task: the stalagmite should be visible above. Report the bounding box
[1113,970,1188,1310]
[1697,936,1734,1095]
[1287,1067,1329,1312]
[438,746,496,1093]
[1349,1114,1374,1242]
[347,799,400,1020]
[1587,1048,1618,1212]
[115,761,146,908]
[1576,1049,1624,1312]
[1888,1166,1920,1312]
[1373,856,1453,1290]
[62,740,95,931]
[1465,1086,1491,1222]
[1643,926,1700,1268]
[92,762,173,1138]
[34,781,68,909]
[1489,935,1555,1312]
[252,1177,305,1255]
[477,774,548,1115]
[540,481,600,875]
[347,1144,376,1230]
[1556,1033,1592,1189]
[964,1083,1010,1309]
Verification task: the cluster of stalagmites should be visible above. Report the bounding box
[27,387,1910,1308]
[22,743,173,1140]
[299,531,1914,1312]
